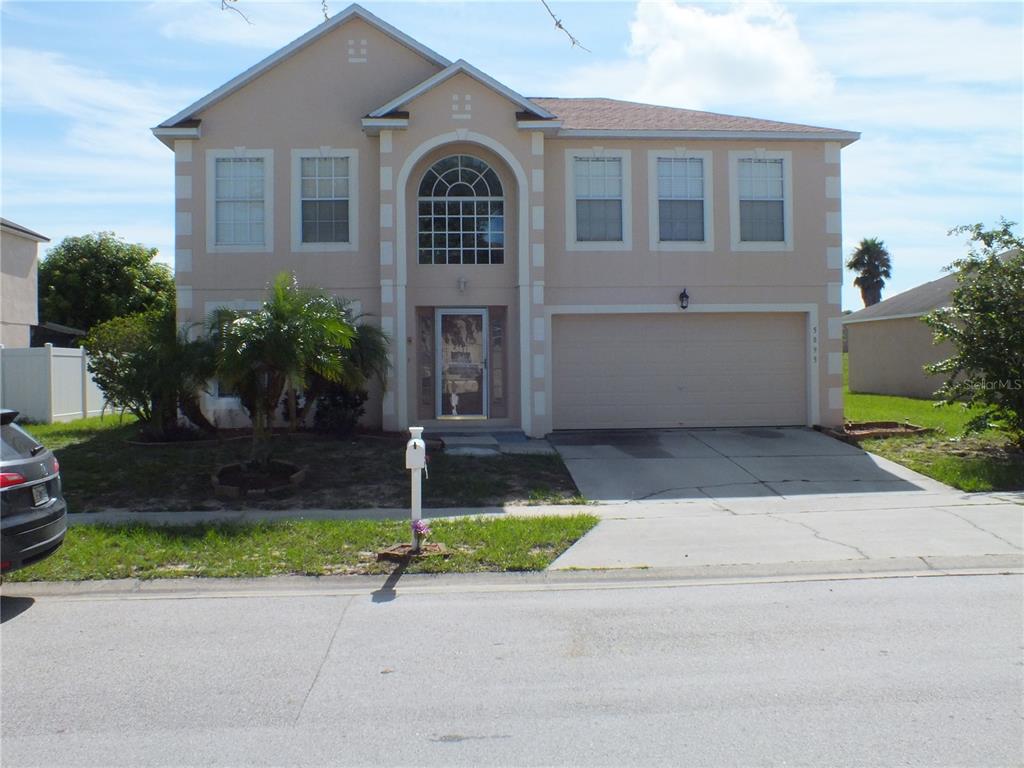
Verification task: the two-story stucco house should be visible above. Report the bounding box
[153,4,858,438]
[0,218,49,348]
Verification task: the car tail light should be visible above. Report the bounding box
[0,561,11,572]
[0,472,27,489]
[53,458,60,474]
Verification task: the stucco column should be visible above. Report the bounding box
[525,130,548,437]
[173,140,195,332]
[822,141,845,427]
[377,129,401,432]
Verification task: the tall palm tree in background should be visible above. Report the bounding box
[846,237,893,307]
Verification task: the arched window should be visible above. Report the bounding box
[417,155,504,265]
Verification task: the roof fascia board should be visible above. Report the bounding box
[842,311,939,325]
[152,126,202,139]
[517,120,563,132]
[0,223,49,242]
[361,117,410,135]
[157,4,450,128]
[368,59,555,119]
[554,129,861,143]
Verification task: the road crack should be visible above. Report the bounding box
[773,515,870,559]
[294,594,354,724]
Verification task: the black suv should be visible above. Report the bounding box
[1,410,67,573]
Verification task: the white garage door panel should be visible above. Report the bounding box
[553,313,807,429]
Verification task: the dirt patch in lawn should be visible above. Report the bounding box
[44,420,582,513]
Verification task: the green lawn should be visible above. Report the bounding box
[22,416,583,512]
[3,514,599,582]
[843,354,1023,491]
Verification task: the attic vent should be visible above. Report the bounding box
[347,38,367,63]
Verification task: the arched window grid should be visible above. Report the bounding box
[417,155,505,265]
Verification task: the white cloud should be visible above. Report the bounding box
[143,0,324,50]
[563,0,833,109]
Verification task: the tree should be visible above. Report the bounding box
[923,219,1024,447]
[39,232,174,332]
[84,308,217,439]
[846,237,893,307]
[213,273,358,462]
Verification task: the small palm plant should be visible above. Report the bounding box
[212,272,357,464]
[847,237,893,307]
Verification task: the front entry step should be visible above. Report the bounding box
[437,432,556,456]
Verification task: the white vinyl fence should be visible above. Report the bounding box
[0,344,105,423]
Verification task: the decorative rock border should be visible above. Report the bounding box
[211,460,308,499]
[818,421,933,445]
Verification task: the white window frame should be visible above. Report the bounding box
[290,148,359,253]
[647,149,713,252]
[564,148,632,251]
[729,149,793,252]
[205,149,274,254]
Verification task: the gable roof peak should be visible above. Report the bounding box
[367,58,555,119]
[155,3,449,130]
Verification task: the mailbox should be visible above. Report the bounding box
[405,427,426,470]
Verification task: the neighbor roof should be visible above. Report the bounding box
[528,98,858,141]
[0,218,49,242]
[843,272,957,324]
[155,3,449,129]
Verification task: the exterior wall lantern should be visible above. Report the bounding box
[679,288,690,310]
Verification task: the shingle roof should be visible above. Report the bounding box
[528,97,852,136]
[843,273,957,323]
[843,249,1020,324]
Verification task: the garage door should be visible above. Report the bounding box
[552,313,807,429]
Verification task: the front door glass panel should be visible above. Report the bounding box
[438,312,486,418]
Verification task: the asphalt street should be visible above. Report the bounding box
[2,572,1022,767]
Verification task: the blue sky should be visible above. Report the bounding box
[2,0,1021,309]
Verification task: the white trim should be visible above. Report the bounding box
[517,120,562,132]
[827,316,843,339]
[542,302,821,430]
[827,282,841,305]
[825,142,842,164]
[175,249,192,273]
[368,59,554,119]
[531,243,544,268]
[205,148,274,254]
[531,168,544,193]
[828,387,843,411]
[827,246,842,270]
[435,307,489,419]
[158,4,450,128]
[176,286,193,310]
[826,211,842,235]
[175,175,192,200]
[647,149,713,252]
[825,176,840,199]
[842,311,932,325]
[361,118,409,134]
[531,133,544,157]
[728,149,793,253]
[828,352,843,376]
[380,240,394,265]
[380,166,393,191]
[175,211,192,237]
[564,147,633,252]
[153,126,200,140]
[290,148,358,253]
[393,131,532,432]
[531,205,544,231]
[558,129,859,143]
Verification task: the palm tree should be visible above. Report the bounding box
[212,272,357,463]
[846,237,893,307]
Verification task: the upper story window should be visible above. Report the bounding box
[301,157,349,243]
[290,149,358,253]
[738,158,784,241]
[648,151,713,251]
[206,149,274,254]
[729,150,793,252]
[417,155,504,265]
[658,157,704,241]
[565,149,632,251]
[214,158,265,246]
[574,157,623,241]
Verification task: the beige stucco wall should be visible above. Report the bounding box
[169,14,848,434]
[847,316,952,399]
[0,229,40,348]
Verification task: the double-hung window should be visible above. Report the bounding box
[290,149,358,252]
[649,151,713,250]
[566,150,632,250]
[730,151,792,250]
[215,158,265,246]
[207,149,273,253]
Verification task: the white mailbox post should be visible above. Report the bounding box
[405,427,426,551]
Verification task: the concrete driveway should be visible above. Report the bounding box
[550,427,948,503]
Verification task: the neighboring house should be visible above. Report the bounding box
[0,218,48,348]
[152,4,858,436]
[843,273,955,398]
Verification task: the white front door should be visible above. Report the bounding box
[436,309,488,419]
